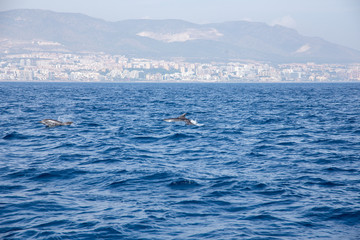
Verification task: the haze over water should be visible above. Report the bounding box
[1,82,360,239]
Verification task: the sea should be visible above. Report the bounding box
[1,82,360,240]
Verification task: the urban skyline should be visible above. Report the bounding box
[1,49,359,83]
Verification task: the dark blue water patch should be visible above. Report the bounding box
[328,210,360,226]
[244,214,282,221]
[108,179,130,188]
[299,176,346,188]
[254,189,286,196]
[305,206,360,227]
[99,146,123,154]
[0,226,23,236]
[84,122,103,127]
[55,153,92,162]
[175,200,209,207]
[19,230,38,239]
[141,171,173,181]
[131,135,162,143]
[124,222,155,231]
[34,219,73,229]
[311,138,351,145]
[174,211,220,219]
[0,185,26,194]
[30,168,87,181]
[87,157,124,165]
[252,183,268,190]
[252,144,281,151]
[276,141,297,146]
[4,168,39,179]
[2,131,30,140]
[248,116,283,125]
[246,151,267,158]
[9,200,71,213]
[354,129,360,134]
[220,127,244,135]
[166,133,196,140]
[324,167,358,173]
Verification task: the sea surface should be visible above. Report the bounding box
[1,82,360,240]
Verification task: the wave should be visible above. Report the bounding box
[166,133,194,140]
[168,178,201,190]
[30,169,87,181]
[2,131,30,140]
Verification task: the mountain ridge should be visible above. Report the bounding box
[1,9,359,63]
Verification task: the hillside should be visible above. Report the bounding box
[1,9,359,63]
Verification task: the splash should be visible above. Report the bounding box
[189,119,204,126]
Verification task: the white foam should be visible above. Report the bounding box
[190,119,204,126]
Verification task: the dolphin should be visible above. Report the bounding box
[40,119,73,127]
[164,113,195,125]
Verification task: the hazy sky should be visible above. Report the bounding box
[1,0,359,50]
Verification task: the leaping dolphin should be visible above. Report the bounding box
[40,119,73,127]
[164,113,195,125]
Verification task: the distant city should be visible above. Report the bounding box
[1,48,359,83]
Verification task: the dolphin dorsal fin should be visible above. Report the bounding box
[178,113,187,119]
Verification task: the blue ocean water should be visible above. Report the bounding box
[1,82,360,240]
